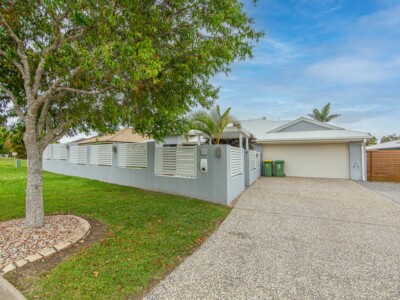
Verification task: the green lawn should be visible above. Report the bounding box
[0,158,230,299]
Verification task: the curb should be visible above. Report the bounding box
[0,215,90,276]
[0,275,26,300]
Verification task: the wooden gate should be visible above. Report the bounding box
[367,150,400,182]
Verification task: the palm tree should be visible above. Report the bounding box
[308,102,341,123]
[190,105,238,144]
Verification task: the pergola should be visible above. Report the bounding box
[188,126,252,149]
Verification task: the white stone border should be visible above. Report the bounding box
[0,215,90,276]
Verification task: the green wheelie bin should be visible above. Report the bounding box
[275,160,285,177]
[263,160,273,177]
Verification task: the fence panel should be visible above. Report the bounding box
[249,150,260,170]
[90,144,113,166]
[176,146,197,178]
[230,147,243,177]
[118,143,147,168]
[69,145,87,165]
[367,150,400,182]
[155,146,197,178]
[52,144,67,160]
[43,145,52,160]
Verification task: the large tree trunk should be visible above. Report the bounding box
[24,129,45,228]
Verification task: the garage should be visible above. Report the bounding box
[263,143,350,179]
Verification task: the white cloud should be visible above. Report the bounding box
[306,56,400,84]
[294,0,344,17]
[359,5,400,27]
[241,37,299,66]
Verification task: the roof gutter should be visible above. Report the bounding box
[256,137,371,143]
[361,138,366,182]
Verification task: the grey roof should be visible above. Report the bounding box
[268,117,344,132]
[367,140,400,150]
[239,119,291,138]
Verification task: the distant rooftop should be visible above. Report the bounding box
[77,128,150,145]
[367,140,400,150]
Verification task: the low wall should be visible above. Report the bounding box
[43,142,246,206]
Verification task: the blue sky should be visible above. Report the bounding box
[62,0,399,143]
[213,0,400,140]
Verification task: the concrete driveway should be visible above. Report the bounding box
[359,181,400,204]
[145,178,400,299]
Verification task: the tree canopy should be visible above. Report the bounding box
[0,0,262,143]
[0,0,262,227]
[367,135,377,146]
[5,123,26,158]
[0,125,9,154]
[381,134,400,144]
[308,102,341,123]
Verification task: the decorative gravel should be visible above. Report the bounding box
[0,215,80,267]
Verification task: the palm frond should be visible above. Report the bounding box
[309,102,340,123]
[189,105,235,144]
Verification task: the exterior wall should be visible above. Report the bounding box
[43,142,244,206]
[278,121,330,132]
[349,142,365,181]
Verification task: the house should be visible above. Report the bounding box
[240,117,371,181]
[76,128,150,145]
[366,140,400,151]
[74,118,370,181]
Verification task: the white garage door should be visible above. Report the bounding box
[263,143,350,179]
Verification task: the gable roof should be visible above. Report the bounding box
[239,117,370,143]
[239,119,291,138]
[78,128,150,144]
[269,117,343,133]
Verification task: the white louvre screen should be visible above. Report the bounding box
[155,146,197,178]
[230,147,243,177]
[90,144,112,166]
[118,143,147,168]
[52,144,67,160]
[43,145,52,160]
[69,146,87,164]
[249,150,260,170]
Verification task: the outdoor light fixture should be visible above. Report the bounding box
[113,145,117,153]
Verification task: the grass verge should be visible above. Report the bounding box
[0,158,230,299]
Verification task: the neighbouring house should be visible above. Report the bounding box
[77,128,151,145]
[366,140,400,182]
[366,140,400,151]
[239,117,371,181]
